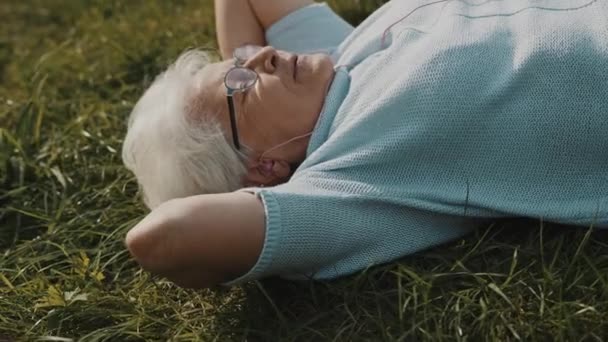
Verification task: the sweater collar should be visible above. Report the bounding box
[306,67,351,157]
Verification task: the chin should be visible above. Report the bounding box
[309,53,335,89]
[314,53,335,73]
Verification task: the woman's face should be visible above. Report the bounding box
[195,46,335,156]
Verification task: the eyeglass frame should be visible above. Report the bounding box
[224,45,263,151]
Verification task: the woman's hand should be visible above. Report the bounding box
[214,0,313,59]
[125,192,265,288]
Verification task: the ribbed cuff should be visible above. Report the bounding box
[222,189,282,286]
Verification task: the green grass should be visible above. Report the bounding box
[1,0,607,340]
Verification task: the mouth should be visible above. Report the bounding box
[293,55,298,81]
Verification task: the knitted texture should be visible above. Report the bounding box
[227,1,608,284]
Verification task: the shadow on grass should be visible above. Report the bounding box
[213,220,608,340]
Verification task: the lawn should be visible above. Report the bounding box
[1,0,608,341]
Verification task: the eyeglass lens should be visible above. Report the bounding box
[225,68,257,90]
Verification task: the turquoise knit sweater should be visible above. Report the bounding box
[228,1,608,284]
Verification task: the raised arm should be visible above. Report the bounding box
[125,192,265,288]
[214,0,313,59]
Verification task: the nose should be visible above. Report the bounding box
[244,46,278,74]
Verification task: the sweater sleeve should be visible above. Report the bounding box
[265,3,354,54]
[224,174,477,285]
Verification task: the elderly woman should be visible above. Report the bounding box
[122,0,608,288]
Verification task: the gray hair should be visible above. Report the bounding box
[122,50,247,208]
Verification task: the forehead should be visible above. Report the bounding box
[190,59,234,118]
[200,59,234,90]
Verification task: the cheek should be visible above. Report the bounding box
[270,93,303,118]
[255,78,318,124]
[259,80,301,115]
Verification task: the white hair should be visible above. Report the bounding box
[122,50,247,208]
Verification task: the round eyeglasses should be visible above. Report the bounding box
[224,44,263,150]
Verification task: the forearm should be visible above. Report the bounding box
[125,192,265,288]
[214,0,265,60]
[214,0,314,60]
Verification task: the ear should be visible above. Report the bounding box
[243,158,292,187]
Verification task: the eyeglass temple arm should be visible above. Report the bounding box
[226,93,241,150]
